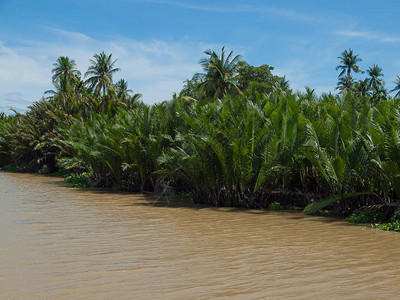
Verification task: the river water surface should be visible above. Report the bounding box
[1,172,400,299]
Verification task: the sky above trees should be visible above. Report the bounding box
[1,0,400,112]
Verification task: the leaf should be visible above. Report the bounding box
[303,192,373,215]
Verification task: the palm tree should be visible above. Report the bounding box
[197,47,242,100]
[367,64,385,91]
[354,79,371,97]
[51,56,81,84]
[158,94,277,207]
[390,75,400,98]
[273,76,291,93]
[336,49,363,83]
[336,76,354,93]
[84,52,121,96]
[115,79,142,108]
[116,79,132,100]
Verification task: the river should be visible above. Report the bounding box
[1,172,399,299]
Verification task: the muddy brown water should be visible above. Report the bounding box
[1,172,400,299]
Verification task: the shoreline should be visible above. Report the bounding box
[2,169,398,232]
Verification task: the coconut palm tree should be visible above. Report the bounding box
[336,49,363,85]
[51,56,81,84]
[355,79,371,97]
[84,52,121,96]
[115,79,134,101]
[197,47,242,100]
[367,64,385,91]
[114,79,142,109]
[390,75,400,98]
[336,76,354,93]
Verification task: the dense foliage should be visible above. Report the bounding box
[348,209,384,223]
[1,47,400,224]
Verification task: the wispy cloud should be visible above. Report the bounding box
[335,30,400,43]
[0,27,206,112]
[0,40,52,113]
[0,93,32,114]
[381,36,400,43]
[0,41,49,84]
[335,30,376,38]
[128,0,319,22]
[39,25,93,42]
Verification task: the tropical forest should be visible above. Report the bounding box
[2,47,400,230]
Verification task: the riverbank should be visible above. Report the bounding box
[62,170,400,231]
[3,93,400,219]
[4,168,398,232]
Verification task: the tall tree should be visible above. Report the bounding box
[354,79,371,97]
[84,52,121,96]
[390,75,400,98]
[197,46,242,100]
[237,62,290,94]
[46,57,82,101]
[116,79,133,100]
[336,49,363,87]
[51,56,81,84]
[336,76,354,94]
[115,79,142,106]
[237,62,273,92]
[367,64,385,91]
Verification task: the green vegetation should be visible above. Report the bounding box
[268,201,283,211]
[65,172,92,188]
[348,209,384,223]
[1,47,400,231]
[373,220,400,231]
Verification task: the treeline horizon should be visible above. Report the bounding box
[2,47,400,116]
[1,47,400,223]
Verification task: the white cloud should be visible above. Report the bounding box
[335,30,376,38]
[40,26,93,42]
[0,92,32,114]
[0,41,49,84]
[335,30,400,43]
[381,36,400,43]
[0,28,206,113]
[128,0,320,22]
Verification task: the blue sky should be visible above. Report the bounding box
[1,0,400,112]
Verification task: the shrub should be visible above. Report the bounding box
[268,201,283,211]
[348,209,384,223]
[65,172,92,188]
